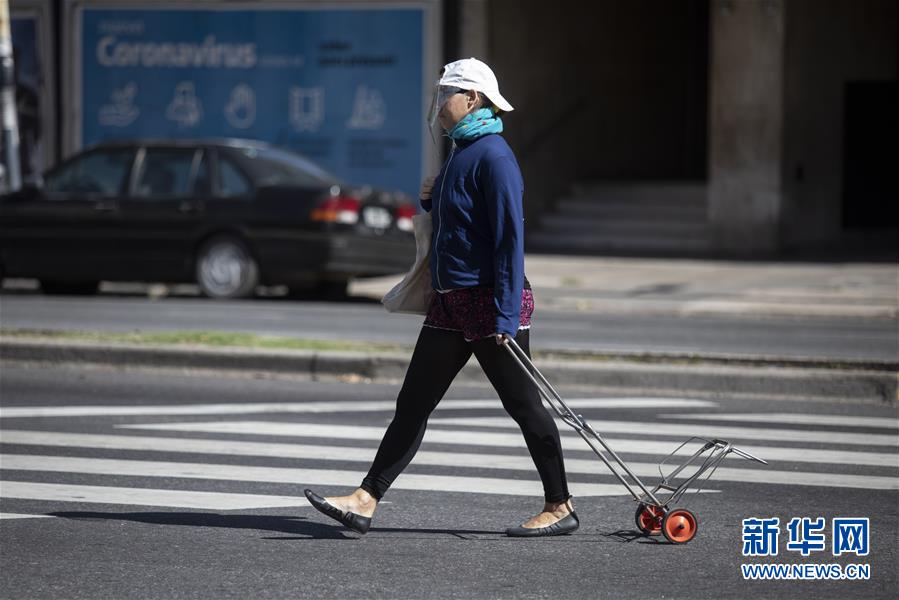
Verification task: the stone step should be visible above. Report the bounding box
[553,198,708,221]
[570,181,707,202]
[539,214,711,236]
[563,193,706,209]
[532,181,712,255]
[526,231,714,254]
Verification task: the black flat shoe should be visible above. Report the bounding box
[505,512,579,537]
[304,489,372,534]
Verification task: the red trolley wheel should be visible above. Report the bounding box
[634,503,665,536]
[662,508,698,544]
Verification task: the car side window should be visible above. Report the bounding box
[217,156,252,198]
[44,150,133,197]
[194,154,212,196]
[133,149,196,198]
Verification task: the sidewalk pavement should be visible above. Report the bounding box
[2,254,896,403]
[4,253,894,320]
[352,254,898,320]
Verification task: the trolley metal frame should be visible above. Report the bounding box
[501,337,768,529]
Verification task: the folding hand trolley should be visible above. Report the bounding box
[502,338,768,544]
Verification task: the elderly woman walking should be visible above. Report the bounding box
[305,58,577,537]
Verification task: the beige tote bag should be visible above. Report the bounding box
[381,212,435,315]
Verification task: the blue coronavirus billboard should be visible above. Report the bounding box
[76,4,430,198]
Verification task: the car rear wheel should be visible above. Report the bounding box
[195,235,259,299]
[39,280,99,295]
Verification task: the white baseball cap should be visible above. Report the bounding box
[437,58,514,113]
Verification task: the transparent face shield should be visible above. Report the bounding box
[427,84,466,132]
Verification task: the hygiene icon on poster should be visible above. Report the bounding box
[289,86,324,132]
[98,82,139,127]
[346,85,385,130]
[166,82,203,128]
[224,84,256,129]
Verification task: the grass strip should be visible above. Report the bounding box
[2,328,891,371]
[0,328,410,354]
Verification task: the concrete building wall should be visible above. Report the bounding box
[484,0,709,225]
[458,0,488,59]
[708,0,897,253]
[481,0,896,254]
[707,0,786,253]
[781,0,897,247]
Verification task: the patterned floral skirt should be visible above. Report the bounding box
[422,285,535,342]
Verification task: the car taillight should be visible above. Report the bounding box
[311,195,360,224]
[395,204,416,232]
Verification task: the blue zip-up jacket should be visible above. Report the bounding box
[420,134,526,337]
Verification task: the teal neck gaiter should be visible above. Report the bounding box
[447,107,503,141]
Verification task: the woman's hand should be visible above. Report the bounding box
[494,333,511,346]
[420,176,436,200]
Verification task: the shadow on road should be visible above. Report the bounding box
[49,511,354,539]
[604,528,669,544]
[49,511,660,543]
[48,511,499,540]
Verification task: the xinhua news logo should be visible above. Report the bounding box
[740,517,871,581]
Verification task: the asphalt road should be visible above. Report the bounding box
[1,364,897,599]
[1,292,896,362]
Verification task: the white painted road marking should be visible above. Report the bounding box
[0,397,717,418]
[0,434,895,490]
[426,417,899,447]
[0,454,628,498]
[3,401,897,515]
[660,413,899,429]
[4,431,896,489]
[0,513,54,520]
[0,481,309,510]
[115,421,899,468]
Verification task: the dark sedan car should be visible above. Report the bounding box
[0,139,418,299]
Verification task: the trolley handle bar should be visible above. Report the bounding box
[730,446,769,465]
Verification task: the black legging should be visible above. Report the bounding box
[360,325,571,503]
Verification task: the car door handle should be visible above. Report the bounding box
[179,202,202,213]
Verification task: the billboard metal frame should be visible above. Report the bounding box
[10,0,57,173]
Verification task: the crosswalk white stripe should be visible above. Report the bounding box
[689,466,898,490]
[426,417,899,447]
[114,421,899,468]
[1,432,895,490]
[660,413,899,429]
[0,481,309,510]
[0,397,716,418]
[0,454,628,498]
[0,513,54,519]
